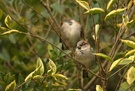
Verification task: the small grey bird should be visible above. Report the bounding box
[75,40,95,77]
[61,19,84,51]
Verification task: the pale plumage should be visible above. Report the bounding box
[61,19,83,50]
[75,40,94,69]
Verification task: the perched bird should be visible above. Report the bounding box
[75,40,95,77]
[61,19,84,51]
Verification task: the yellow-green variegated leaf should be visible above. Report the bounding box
[76,0,90,10]
[109,58,123,72]
[85,8,104,14]
[1,29,20,35]
[96,85,104,91]
[125,49,135,57]
[36,57,44,75]
[25,66,41,81]
[54,74,68,80]
[94,53,112,61]
[107,0,117,10]
[121,39,135,49]
[5,80,16,91]
[48,59,56,75]
[105,8,126,20]
[5,15,12,28]
[25,58,44,81]
[127,66,135,85]
[119,57,133,65]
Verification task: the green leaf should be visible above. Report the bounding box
[106,0,117,10]
[1,29,21,35]
[119,82,130,91]
[51,3,64,14]
[105,8,126,20]
[127,66,135,85]
[94,53,112,61]
[48,59,56,75]
[0,9,3,19]
[5,80,16,91]
[36,57,44,75]
[47,44,53,57]
[121,39,135,49]
[85,8,105,14]
[60,50,71,57]
[96,85,103,91]
[56,43,62,56]
[125,49,135,57]
[9,34,16,44]
[109,58,123,71]
[76,0,90,10]
[54,74,68,80]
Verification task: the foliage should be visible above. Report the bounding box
[0,0,135,91]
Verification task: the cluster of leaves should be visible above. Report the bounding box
[5,57,69,91]
[0,0,135,91]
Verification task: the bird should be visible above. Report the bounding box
[75,40,95,77]
[60,18,84,51]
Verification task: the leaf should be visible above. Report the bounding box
[127,66,135,85]
[105,8,126,20]
[0,9,3,19]
[96,85,103,91]
[25,58,44,81]
[109,58,123,71]
[9,34,16,44]
[85,8,105,14]
[60,50,71,57]
[51,3,64,14]
[95,24,100,40]
[54,74,68,80]
[5,80,16,91]
[125,49,135,57]
[94,53,112,61]
[122,15,129,26]
[36,57,44,75]
[76,0,90,10]
[33,75,43,80]
[119,57,133,65]
[0,27,8,31]
[1,29,21,35]
[127,19,135,27]
[69,89,82,91]
[121,39,135,49]
[127,0,134,9]
[48,59,56,75]
[25,66,41,81]
[119,82,130,91]
[106,0,117,10]
[47,44,53,57]
[5,15,12,28]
